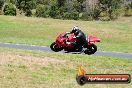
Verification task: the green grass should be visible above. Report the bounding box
[0,15,132,52]
[0,48,131,88]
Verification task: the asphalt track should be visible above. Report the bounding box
[0,43,132,59]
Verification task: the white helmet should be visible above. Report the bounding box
[71,26,80,33]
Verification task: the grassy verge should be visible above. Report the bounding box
[0,15,132,52]
[0,48,131,88]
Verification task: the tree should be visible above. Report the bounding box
[124,2,132,16]
[10,0,17,4]
[92,5,102,20]
[98,0,122,20]
[0,0,4,10]
[36,0,50,5]
[16,0,36,16]
[49,3,58,18]
[36,4,49,17]
[73,0,86,13]
[57,0,66,7]
[130,2,132,8]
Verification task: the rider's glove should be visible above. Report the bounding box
[66,32,70,34]
[66,42,71,45]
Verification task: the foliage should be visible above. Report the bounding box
[63,12,72,19]
[25,9,32,17]
[16,0,34,10]
[63,11,79,20]
[98,0,122,20]
[2,3,16,16]
[0,0,131,20]
[124,2,132,16]
[16,0,36,16]
[36,0,50,5]
[73,0,86,13]
[0,0,4,10]
[130,2,132,8]
[49,3,59,18]
[57,0,66,7]
[10,0,17,4]
[36,4,49,17]
[92,5,102,20]
[71,12,79,20]
[80,12,93,21]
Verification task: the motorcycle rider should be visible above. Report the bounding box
[65,26,87,51]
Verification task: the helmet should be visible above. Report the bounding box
[71,26,80,35]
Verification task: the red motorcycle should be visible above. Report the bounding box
[50,33,100,55]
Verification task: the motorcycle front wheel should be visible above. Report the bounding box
[50,42,63,52]
[84,44,97,55]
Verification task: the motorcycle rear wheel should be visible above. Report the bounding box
[50,42,63,52]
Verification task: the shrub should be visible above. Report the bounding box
[2,3,16,16]
[98,0,122,20]
[80,12,93,21]
[124,2,132,16]
[16,0,36,16]
[63,12,72,19]
[49,4,59,18]
[112,9,122,19]
[36,4,49,17]
[71,12,79,20]
[25,9,32,17]
[92,5,101,20]
[63,12,79,20]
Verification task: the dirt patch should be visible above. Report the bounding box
[0,52,66,68]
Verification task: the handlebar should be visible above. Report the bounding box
[61,33,68,38]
